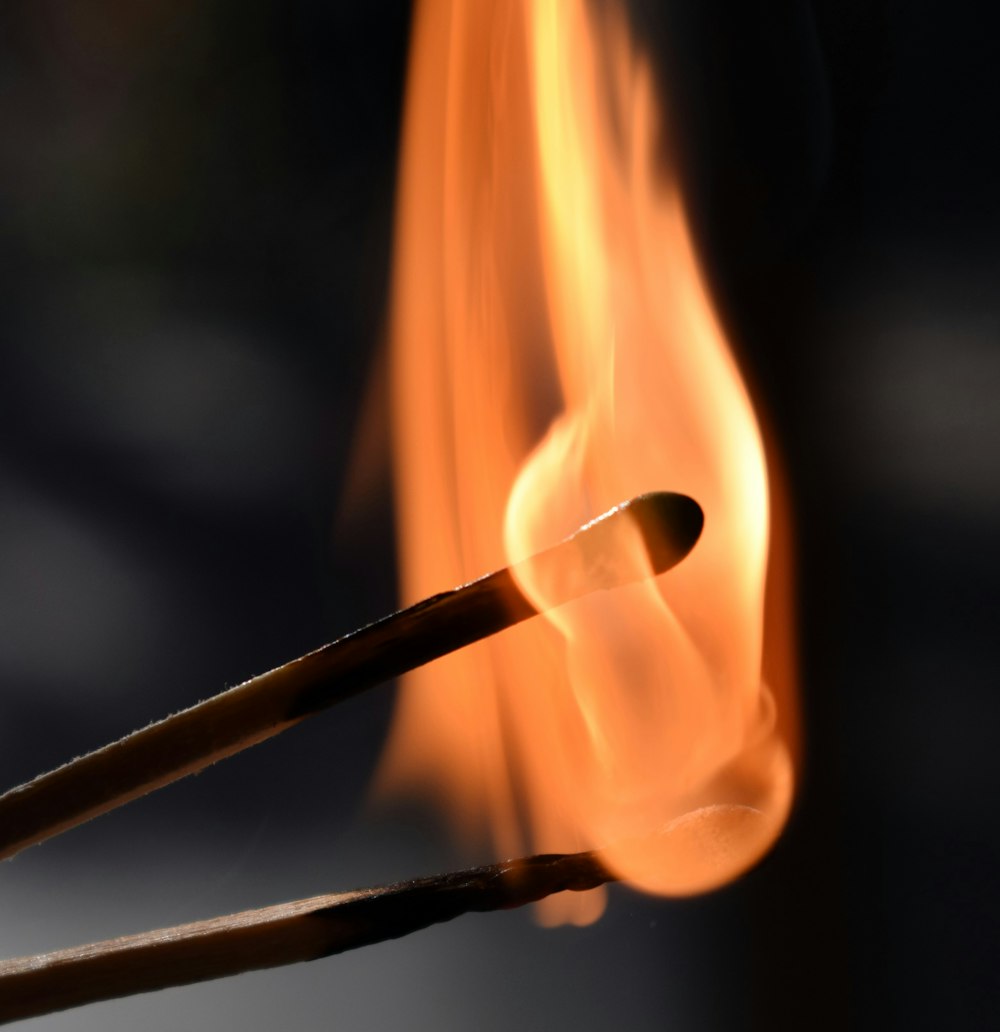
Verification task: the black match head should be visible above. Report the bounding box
[626,492,704,575]
[519,491,706,602]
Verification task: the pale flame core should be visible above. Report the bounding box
[381,0,795,917]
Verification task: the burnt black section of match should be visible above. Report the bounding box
[308,849,614,961]
[628,491,705,575]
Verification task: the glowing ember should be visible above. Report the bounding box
[379,0,797,923]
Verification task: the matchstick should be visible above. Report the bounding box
[0,847,616,1023]
[0,492,702,860]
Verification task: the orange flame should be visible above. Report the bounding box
[380,0,797,923]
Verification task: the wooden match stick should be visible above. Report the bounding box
[0,846,617,1023]
[0,492,702,860]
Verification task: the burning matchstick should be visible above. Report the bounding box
[0,802,762,1023]
[0,492,702,861]
[0,846,615,1022]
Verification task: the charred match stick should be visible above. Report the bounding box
[0,803,766,1022]
[0,492,702,860]
[0,846,616,1023]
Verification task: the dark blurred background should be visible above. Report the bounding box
[0,1,997,1028]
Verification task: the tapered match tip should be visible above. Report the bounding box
[511,491,703,606]
[624,491,704,575]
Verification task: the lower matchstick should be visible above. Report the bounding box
[0,848,615,1023]
[0,492,702,860]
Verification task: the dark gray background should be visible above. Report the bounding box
[0,1,997,1028]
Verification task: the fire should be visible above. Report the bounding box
[379,0,797,922]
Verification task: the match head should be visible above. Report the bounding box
[567,491,703,583]
[514,491,704,608]
[619,492,704,575]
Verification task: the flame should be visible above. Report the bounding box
[379,0,797,922]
